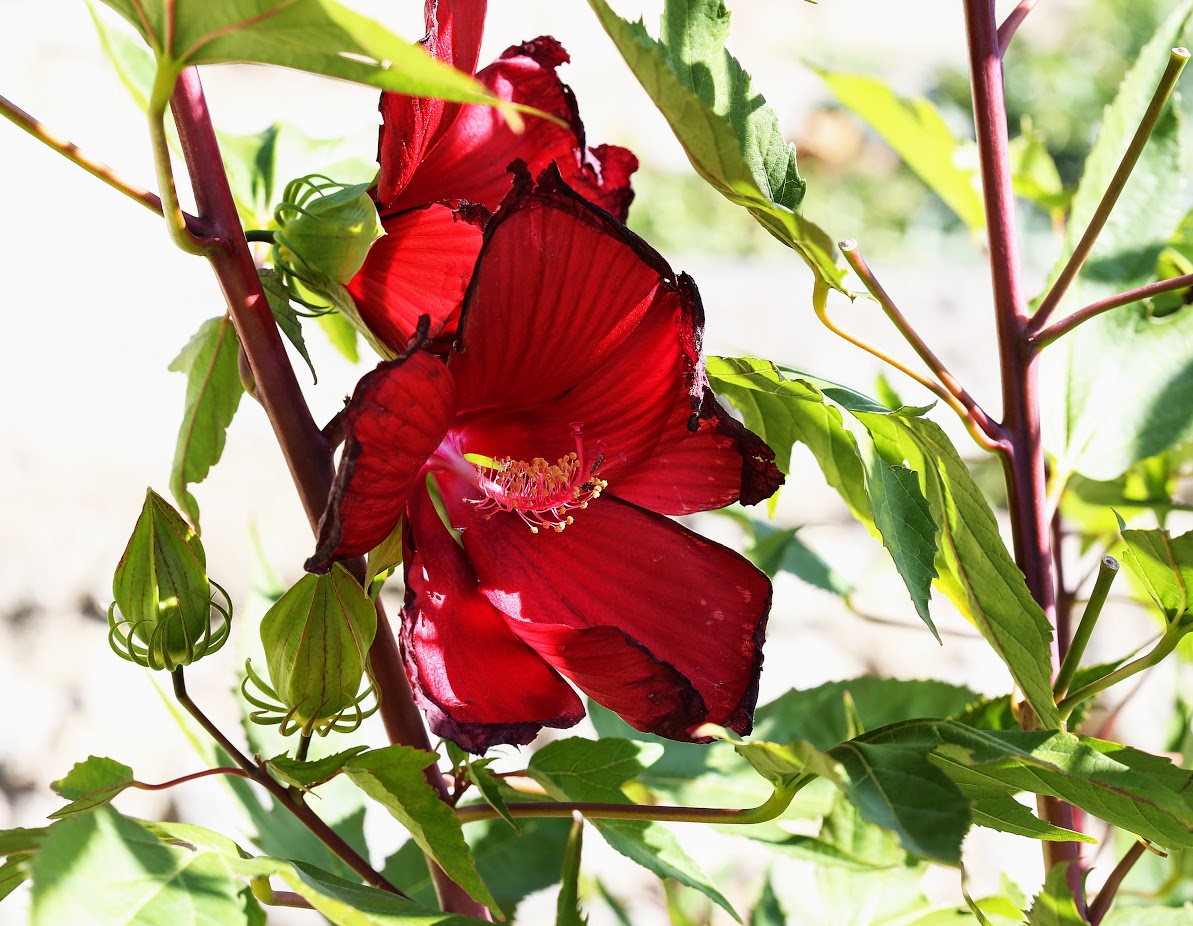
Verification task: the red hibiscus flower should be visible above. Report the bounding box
[309,168,782,753]
[345,0,638,352]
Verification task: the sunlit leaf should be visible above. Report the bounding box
[589,0,845,291]
[1119,525,1193,624]
[555,815,587,926]
[1026,861,1083,926]
[169,315,244,527]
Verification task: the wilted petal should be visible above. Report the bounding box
[402,485,584,752]
[390,38,636,217]
[345,203,485,352]
[377,0,487,210]
[460,494,771,738]
[614,386,784,514]
[307,351,456,571]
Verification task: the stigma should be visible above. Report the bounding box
[467,423,607,534]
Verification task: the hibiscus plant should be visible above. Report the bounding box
[6,0,1193,924]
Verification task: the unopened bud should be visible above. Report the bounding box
[273,176,383,285]
[242,564,378,736]
[108,489,230,671]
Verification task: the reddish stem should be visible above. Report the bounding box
[1032,270,1193,349]
[1088,842,1147,925]
[996,0,1039,56]
[131,766,253,790]
[166,67,489,920]
[963,0,1083,908]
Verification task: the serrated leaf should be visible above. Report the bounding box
[260,269,317,383]
[1026,861,1083,926]
[1120,525,1193,623]
[0,828,50,858]
[0,854,30,903]
[30,807,248,926]
[49,756,136,819]
[266,746,368,790]
[343,746,499,917]
[98,0,520,123]
[814,68,984,232]
[867,721,1193,849]
[1043,1,1193,483]
[527,738,737,920]
[169,315,244,526]
[555,815,587,926]
[464,760,519,834]
[589,0,845,291]
[969,794,1095,843]
[707,358,939,635]
[745,522,853,595]
[849,411,1060,729]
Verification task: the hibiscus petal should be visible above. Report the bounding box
[460,494,771,738]
[377,0,487,210]
[451,167,674,414]
[614,386,784,513]
[402,484,584,752]
[307,350,456,571]
[345,203,485,352]
[389,37,636,217]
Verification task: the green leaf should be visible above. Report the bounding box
[30,807,249,926]
[0,827,48,857]
[0,854,30,903]
[814,68,984,232]
[266,746,368,790]
[317,308,363,363]
[98,0,521,122]
[1120,525,1193,624]
[868,721,1193,849]
[384,817,571,918]
[744,521,853,595]
[169,315,244,526]
[1043,1,1193,483]
[343,746,499,916]
[1009,122,1068,214]
[849,411,1060,729]
[748,875,787,926]
[463,760,519,834]
[707,358,939,635]
[260,269,317,383]
[1102,908,1193,926]
[49,756,136,819]
[1026,862,1084,926]
[87,0,156,111]
[527,738,737,920]
[968,793,1094,843]
[589,0,845,292]
[555,815,587,926]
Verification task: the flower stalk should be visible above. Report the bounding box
[1057,623,1186,719]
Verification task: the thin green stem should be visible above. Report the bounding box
[1030,48,1190,334]
[245,229,276,243]
[840,240,1004,445]
[1054,555,1120,700]
[148,65,213,255]
[455,784,798,827]
[1057,624,1185,719]
[811,281,1005,453]
[295,733,312,764]
[1032,270,1193,350]
[171,669,406,898]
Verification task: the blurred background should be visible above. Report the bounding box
[0,0,1187,923]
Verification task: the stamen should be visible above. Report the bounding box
[467,423,607,533]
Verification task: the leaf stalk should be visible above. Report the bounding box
[1053,555,1120,701]
[1029,48,1190,334]
[1057,623,1185,719]
[1031,270,1193,349]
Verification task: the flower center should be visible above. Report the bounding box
[467,423,607,534]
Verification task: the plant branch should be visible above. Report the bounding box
[840,240,1005,444]
[1054,555,1120,700]
[166,67,487,920]
[1088,841,1147,926]
[1057,623,1185,718]
[811,282,1004,452]
[170,669,404,897]
[964,0,1077,893]
[1030,47,1190,334]
[148,68,215,254]
[1032,271,1193,349]
[456,784,798,827]
[997,0,1039,57]
[132,766,253,790]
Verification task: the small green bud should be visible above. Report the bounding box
[273,176,383,284]
[243,564,378,736]
[108,489,230,671]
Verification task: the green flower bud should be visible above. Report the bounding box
[108,489,230,671]
[242,564,378,736]
[273,176,383,285]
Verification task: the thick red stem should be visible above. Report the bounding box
[167,67,489,921]
[962,0,1084,908]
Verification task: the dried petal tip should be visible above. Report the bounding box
[108,489,230,671]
